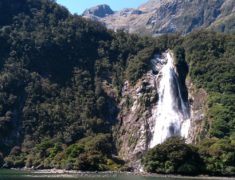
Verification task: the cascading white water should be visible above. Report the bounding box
[149,51,190,148]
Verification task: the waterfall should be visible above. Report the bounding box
[149,51,190,148]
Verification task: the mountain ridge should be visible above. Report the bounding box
[82,0,235,35]
[82,4,114,18]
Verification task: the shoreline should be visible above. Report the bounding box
[8,168,235,179]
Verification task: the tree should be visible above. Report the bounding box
[143,137,203,175]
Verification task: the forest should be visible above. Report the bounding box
[0,0,234,175]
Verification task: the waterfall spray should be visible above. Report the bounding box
[149,51,190,148]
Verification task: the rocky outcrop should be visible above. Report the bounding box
[111,51,208,171]
[115,75,157,170]
[82,4,114,18]
[114,54,163,170]
[187,79,208,143]
[83,0,235,35]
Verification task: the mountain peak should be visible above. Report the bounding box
[83,0,234,35]
[82,4,114,18]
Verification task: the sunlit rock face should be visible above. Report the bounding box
[83,0,235,35]
[82,4,114,18]
[116,51,195,171]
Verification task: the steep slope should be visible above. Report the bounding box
[83,0,235,35]
[0,0,157,170]
[115,32,235,174]
[0,0,235,175]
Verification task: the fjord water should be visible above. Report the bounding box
[0,169,219,180]
[150,52,190,148]
[0,169,174,180]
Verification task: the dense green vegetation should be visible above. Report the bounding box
[143,137,203,175]
[0,0,234,175]
[144,31,235,175]
[143,136,235,176]
[183,31,235,139]
[4,134,125,170]
[0,0,157,170]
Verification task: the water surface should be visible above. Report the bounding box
[0,169,220,180]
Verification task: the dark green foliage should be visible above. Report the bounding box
[143,137,235,176]
[198,138,235,175]
[143,31,235,176]
[4,146,26,168]
[183,31,235,138]
[0,0,156,170]
[126,47,155,85]
[22,134,123,170]
[142,137,203,175]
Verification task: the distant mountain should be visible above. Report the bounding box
[82,4,114,18]
[82,0,235,35]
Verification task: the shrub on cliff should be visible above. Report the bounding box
[142,137,203,175]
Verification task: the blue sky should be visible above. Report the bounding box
[56,0,148,15]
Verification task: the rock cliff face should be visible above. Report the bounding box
[187,79,208,143]
[82,4,114,18]
[83,0,235,35]
[81,0,233,171]
[114,51,203,170]
[115,72,158,170]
